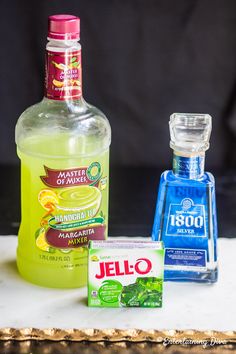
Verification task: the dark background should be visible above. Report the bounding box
[1,0,236,236]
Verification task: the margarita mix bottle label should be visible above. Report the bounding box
[38,164,108,249]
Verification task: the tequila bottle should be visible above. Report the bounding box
[152,113,218,283]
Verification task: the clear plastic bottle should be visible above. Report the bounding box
[152,113,218,283]
[15,15,111,288]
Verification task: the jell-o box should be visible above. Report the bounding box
[88,240,164,307]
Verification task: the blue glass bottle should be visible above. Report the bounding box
[152,113,218,283]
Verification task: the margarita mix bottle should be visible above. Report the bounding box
[15,15,111,288]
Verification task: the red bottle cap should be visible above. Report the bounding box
[48,14,80,40]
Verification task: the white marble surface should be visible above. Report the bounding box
[0,236,235,331]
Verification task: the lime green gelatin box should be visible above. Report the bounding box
[88,240,164,308]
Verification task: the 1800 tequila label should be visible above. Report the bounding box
[159,184,209,272]
[166,198,206,237]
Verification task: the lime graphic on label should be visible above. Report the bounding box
[36,229,50,252]
[87,162,101,182]
[38,189,59,210]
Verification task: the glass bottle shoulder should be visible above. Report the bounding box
[15,97,111,158]
[160,170,215,187]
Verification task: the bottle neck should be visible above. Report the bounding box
[44,39,82,101]
[172,152,205,179]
